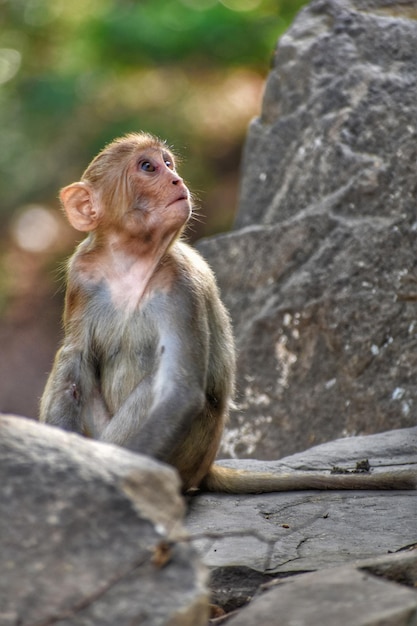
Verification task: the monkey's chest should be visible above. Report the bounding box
[89,306,160,411]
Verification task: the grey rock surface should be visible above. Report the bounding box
[186,427,416,574]
[227,552,417,626]
[187,427,416,624]
[197,0,417,460]
[0,415,208,626]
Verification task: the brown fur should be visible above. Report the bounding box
[40,133,416,493]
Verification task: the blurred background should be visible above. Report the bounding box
[0,0,307,418]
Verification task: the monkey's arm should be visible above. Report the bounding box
[39,345,91,433]
[99,288,209,461]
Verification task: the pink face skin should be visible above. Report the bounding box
[130,146,192,226]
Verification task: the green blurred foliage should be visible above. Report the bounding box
[0,0,309,415]
[0,0,308,237]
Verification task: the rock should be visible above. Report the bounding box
[186,426,417,623]
[197,0,417,459]
[209,566,277,614]
[186,426,416,573]
[0,415,208,626]
[226,552,417,626]
[2,417,413,625]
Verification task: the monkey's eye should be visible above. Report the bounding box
[165,159,174,169]
[140,161,156,172]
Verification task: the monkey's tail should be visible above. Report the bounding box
[200,464,416,494]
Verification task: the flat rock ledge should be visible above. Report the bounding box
[186,426,417,624]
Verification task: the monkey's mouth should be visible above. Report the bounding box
[168,194,189,207]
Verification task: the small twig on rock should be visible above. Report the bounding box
[331,459,371,474]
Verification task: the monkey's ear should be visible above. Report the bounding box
[60,182,100,232]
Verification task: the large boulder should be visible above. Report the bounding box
[0,415,208,626]
[198,0,417,460]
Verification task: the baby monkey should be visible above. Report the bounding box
[40,133,415,493]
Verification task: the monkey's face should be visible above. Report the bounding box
[61,134,192,247]
[120,146,191,241]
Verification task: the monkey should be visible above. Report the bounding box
[39,132,416,493]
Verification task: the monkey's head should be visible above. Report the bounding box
[60,132,192,245]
